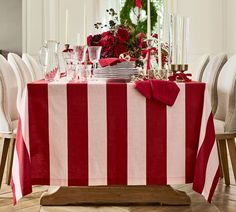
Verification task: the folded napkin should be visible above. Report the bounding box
[99,58,136,67]
[135,80,180,106]
[99,58,121,67]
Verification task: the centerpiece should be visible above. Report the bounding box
[86,1,168,81]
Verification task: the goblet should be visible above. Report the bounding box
[88,46,102,73]
[73,45,88,80]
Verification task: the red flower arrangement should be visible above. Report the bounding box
[87,9,146,60]
[87,8,168,68]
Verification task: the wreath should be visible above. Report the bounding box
[120,0,157,35]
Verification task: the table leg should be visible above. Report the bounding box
[40,185,191,206]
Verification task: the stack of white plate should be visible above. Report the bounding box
[93,67,139,82]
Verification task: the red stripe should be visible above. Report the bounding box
[67,83,88,186]
[185,82,205,183]
[207,167,220,202]
[107,83,127,185]
[12,118,32,205]
[192,114,216,194]
[146,99,167,184]
[28,83,50,185]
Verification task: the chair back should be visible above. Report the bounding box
[201,53,227,114]
[0,55,18,133]
[215,54,236,133]
[8,53,32,111]
[190,54,209,81]
[22,53,43,80]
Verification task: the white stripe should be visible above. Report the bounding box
[88,81,107,185]
[127,83,146,185]
[12,148,23,201]
[19,88,30,158]
[12,87,30,202]
[198,86,212,153]
[48,83,68,186]
[202,143,219,199]
[167,83,186,184]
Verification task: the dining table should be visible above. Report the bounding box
[11,79,220,206]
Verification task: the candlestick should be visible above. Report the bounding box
[83,3,87,45]
[65,9,69,44]
[158,16,162,70]
[147,0,151,38]
[77,33,81,46]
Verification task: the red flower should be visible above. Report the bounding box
[101,47,114,58]
[101,31,113,37]
[117,28,129,43]
[114,43,127,58]
[87,35,93,46]
[99,33,115,48]
[87,34,102,46]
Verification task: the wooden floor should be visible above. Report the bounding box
[1,175,236,211]
[1,138,236,211]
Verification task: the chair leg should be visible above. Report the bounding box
[227,138,236,183]
[0,138,11,189]
[5,138,15,185]
[217,140,224,178]
[218,139,230,186]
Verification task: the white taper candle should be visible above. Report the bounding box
[147,0,151,38]
[158,16,162,70]
[65,9,69,44]
[83,3,87,45]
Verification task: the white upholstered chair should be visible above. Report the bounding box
[190,54,210,81]
[214,54,236,186]
[0,55,18,188]
[201,53,227,114]
[22,53,43,80]
[8,53,33,111]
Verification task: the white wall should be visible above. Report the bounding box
[23,0,236,58]
[176,0,224,62]
[224,0,236,55]
[23,0,121,55]
[0,0,22,54]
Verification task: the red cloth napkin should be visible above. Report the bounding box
[99,58,136,67]
[99,58,121,67]
[135,80,180,106]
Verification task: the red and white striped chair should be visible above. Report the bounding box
[0,55,18,188]
[214,54,236,186]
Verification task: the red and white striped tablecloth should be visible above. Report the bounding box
[11,81,220,204]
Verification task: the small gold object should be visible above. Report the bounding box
[170,64,188,72]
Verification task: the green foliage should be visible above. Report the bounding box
[120,0,158,35]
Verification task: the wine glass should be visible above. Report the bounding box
[74,45,88,64]
[78,64,92,82]
[88,46,102,72]
[73,45,88,80]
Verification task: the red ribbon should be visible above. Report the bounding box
[136,0,142,8]
[168,73,192,82]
